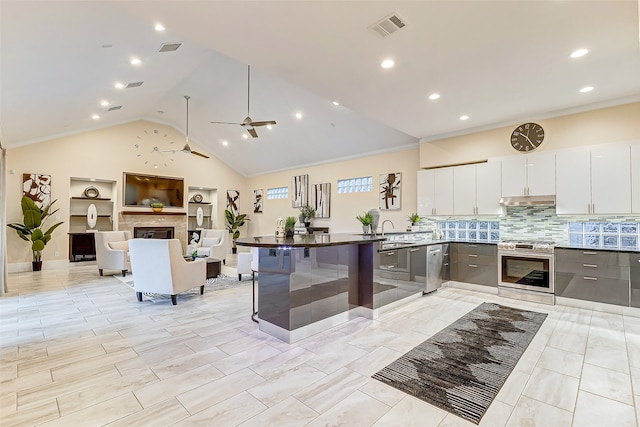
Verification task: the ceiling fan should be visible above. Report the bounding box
[210,65,276,138]
[167,95,210,159]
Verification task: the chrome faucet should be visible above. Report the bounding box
[381,220,395,237]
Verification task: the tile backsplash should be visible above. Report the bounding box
[422,206,640,247]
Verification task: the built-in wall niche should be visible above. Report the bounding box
[69,177,117,233]
[187,186,218,231]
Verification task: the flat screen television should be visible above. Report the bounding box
[123,172,184,208]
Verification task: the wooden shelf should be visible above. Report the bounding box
[188,202,211,205]
[70,214,112,218]
[121,211,186,216]
[71,197,111,201]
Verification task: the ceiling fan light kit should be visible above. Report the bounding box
[210,65,276,138]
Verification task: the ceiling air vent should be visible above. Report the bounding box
[126,81,143,89]
[369,13,407,38]
[158,42,182,53]
[107,105,122,112]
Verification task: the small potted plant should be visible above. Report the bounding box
[7,196,64,271]
[225,209,250,254]
[150,202,164,213]
[408,213,421,226]
[356,212,373,234]
[299,204,316,228]
[284,216,297,238]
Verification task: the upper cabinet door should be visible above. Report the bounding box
[556,150,591,214]
[501,156,528,197]
[526,152,556,196]
[453,164,476,215]
[476,161,503,215]
[417,170,435,216]
[591,145,631,214]
[434,167,454,216]
[633,143,640,214]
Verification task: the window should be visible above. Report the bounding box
[337,176,372,194]
[267,187,289,199]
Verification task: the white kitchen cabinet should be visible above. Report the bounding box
[556,145,631,214]
[501,152,555,197]
[417,168,453,216]
[453,162,502,215]
[632,143,640,213]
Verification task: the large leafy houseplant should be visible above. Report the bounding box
[8,196,64,270]
[225,209,249,254]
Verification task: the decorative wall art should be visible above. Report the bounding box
[226,190,240,216]
[312,183,331,218]
[253,189,263,214]
[23,173,51,208]
[291,174,308,208]
[379,172,401,210]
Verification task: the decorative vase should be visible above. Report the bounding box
[362,225,370,234]
[32,261,43,271]
[285,229,295,238]
[369,209,380,234]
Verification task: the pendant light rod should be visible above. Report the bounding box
[247,65,250,117]
[184,95,190,143]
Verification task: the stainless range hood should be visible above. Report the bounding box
[499,195,556,207]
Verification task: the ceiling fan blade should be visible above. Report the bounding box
[247,127,259,138]
[210,121,243,125]
[191,150,210,159]
[249,120,276,127]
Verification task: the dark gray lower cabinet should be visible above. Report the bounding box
[451,243,498,287]
[630,253,640,307]
[555,248,630,306]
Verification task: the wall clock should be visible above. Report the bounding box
[510,122,544,152]
[134,129,175,168]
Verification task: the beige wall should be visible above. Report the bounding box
[5,120,246,267]
[420,102,640,168]
[246,149,421,236]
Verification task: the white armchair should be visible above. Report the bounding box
[196,229,228,264]
[95,231,132,277]
[237,247,259,281]
[128,238,206,305]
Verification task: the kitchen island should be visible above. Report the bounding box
[236,233,411,343]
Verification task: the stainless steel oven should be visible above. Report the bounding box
[498,240,555,304]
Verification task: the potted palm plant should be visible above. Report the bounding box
[284,216,297,238]
[356,212,373,234]
[8,196,64,271]
[225,209,250,254]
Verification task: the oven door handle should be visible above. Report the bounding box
[583,264,598,268]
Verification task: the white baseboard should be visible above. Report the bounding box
[8,259,71,273]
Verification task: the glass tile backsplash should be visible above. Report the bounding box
[438,221,499,242]
[569,221,640,249]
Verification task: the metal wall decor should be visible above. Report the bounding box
[226,190,240,216]
[22,173,51,208]
[379,172,401,210]
[253,189,263,213]
[312,183,331,218]
[292,174,308,208]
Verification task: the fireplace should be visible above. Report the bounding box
[134,226,174,239]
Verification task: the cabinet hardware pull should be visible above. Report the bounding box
[583,276,598,281]
[429,250,441,255]
[583,251,598,255]
[469,264,478,268]
[468,254,478,257]
[468,244,478,247]
[385,252,394,256]
[444,263,449,266]
[409,248,420,252]
[583,264,598,268]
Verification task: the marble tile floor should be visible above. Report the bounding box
[2,262,640,426]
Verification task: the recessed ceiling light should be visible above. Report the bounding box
[428,93,440,100]
[332,101,340,106]
[570,48,589,58]
[222,140,228,146]
[381,59,395,69]
[459,115,469,121]
[154,23,165,32]
[100,100,109,107]
[130,57,142,66]
[91,114,100,120]
[579,86,594,93]
[114,82,125,89]
[266,125,273,130]
[242,134,249,139]
[295,112,303,119]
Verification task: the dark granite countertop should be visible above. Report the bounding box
[235,233,386,248]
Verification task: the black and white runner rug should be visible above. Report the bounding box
[372,302,547,424]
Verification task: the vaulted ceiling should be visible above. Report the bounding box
[1,1,639,176]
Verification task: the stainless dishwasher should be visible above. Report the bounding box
[424,244,443,294]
